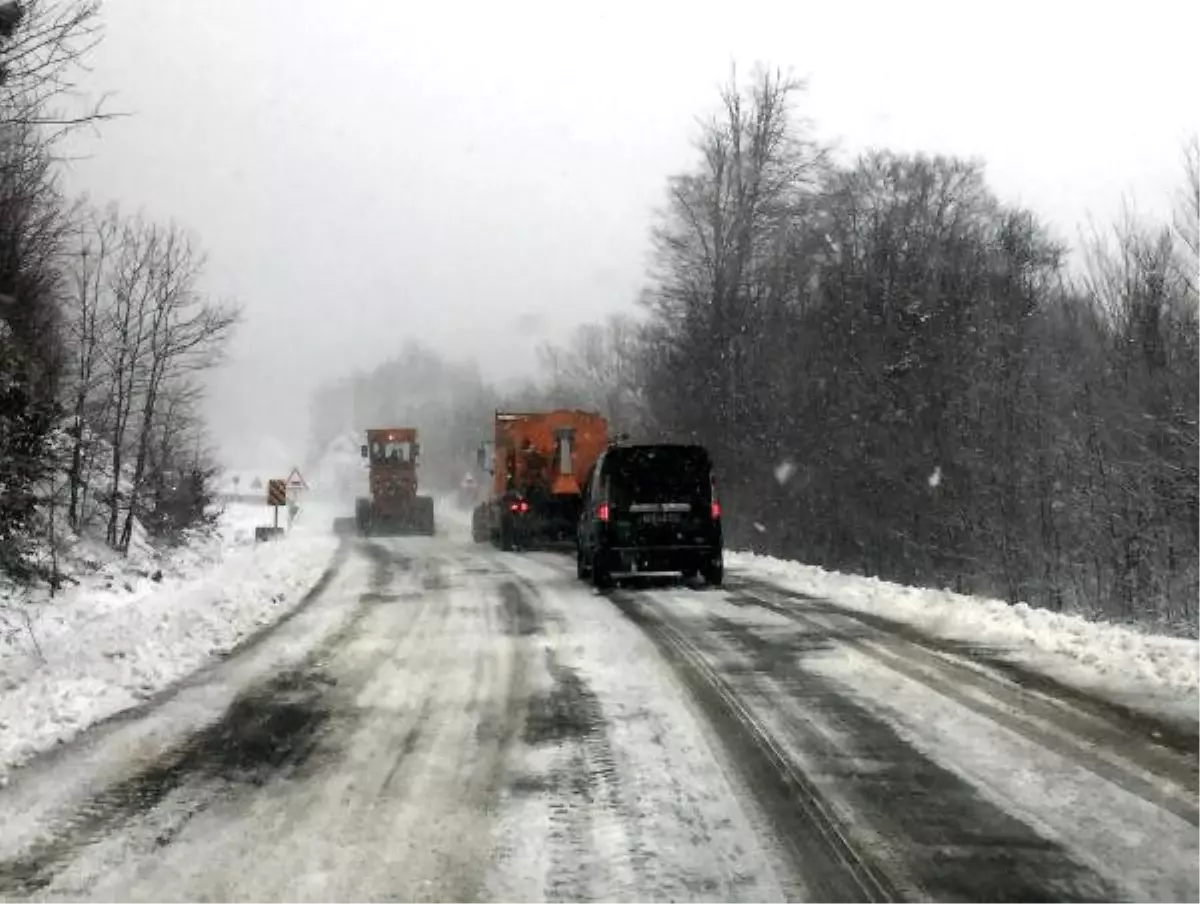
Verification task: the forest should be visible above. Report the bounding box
[0,2,237,584]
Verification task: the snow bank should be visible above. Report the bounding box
[728,552,1200,728]
[0,503,341,781]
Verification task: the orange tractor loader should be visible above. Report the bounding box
[335,427,436,537]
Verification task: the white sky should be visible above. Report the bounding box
[61,0,1199,468]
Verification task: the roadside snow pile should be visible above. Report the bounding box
[0,503,340,781]
[728,552,1200,727]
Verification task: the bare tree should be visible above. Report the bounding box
[61,201,118,527]
[88,213,238,551]
[0,0,108,580]
[118,222,238,550]
[536,314,646,435]
[0,0,111,136]
[643,65,824,461]
[102,214,156,545]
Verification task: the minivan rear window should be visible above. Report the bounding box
[606,446,711,505]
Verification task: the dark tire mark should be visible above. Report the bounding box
[739,578,1199,755]
[732,582,1199,824]
[0,666,336,895]
[525,647,629,902]
[359,541,398,590]
[479,578,534,775]
[508,773,553,796]
[609,591,900,903]
[202,669,334,782]
[706,614,1122,902]
[523,649,604,747]
[497,581,543,637]
[380,696,436,794]
[0,541,350,785]
[420,556,451,591]
[0,543,405,898]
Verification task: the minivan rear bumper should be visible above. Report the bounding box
[604,544,722,575]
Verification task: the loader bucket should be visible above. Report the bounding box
[360,497,435,537]
[367,514,434,537]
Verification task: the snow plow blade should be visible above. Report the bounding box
[359,496,435,537]
[363,519,432,537]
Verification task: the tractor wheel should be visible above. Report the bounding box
[355,498,371,536]
[417,496,436,536]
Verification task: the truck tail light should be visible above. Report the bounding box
[597,502,609,523]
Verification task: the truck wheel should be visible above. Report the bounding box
[499,515,514,552]
[576,545,590,579]
[702,561,724,587]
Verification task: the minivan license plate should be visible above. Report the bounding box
[641,512,681,524]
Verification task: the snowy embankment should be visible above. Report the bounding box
[729,552,1200,729]
[0,503,341,781]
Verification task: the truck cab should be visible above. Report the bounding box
[471,410,608,550]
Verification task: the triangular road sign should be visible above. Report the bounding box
[286,467,309,489]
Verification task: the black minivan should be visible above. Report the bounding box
[576,443,723,588]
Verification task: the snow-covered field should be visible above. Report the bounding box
[0,502,341,782]
[729,552,1200,729]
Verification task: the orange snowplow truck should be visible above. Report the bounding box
[472,410,607,550]
[351,427,435,536]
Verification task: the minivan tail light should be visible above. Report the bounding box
[597,502,609,523]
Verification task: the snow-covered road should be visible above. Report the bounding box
[0,531,1195,901]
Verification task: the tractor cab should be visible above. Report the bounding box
[363,430,420,467]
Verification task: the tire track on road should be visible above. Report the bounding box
[729,582,1198,826]
[0,540,417,898]
[489,562,677,901]
[607,589,900,903]
[701,612,1125,902]
[354,552,541,901]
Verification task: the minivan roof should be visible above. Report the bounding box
[607,442,708,454]
[600,444,713,502]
